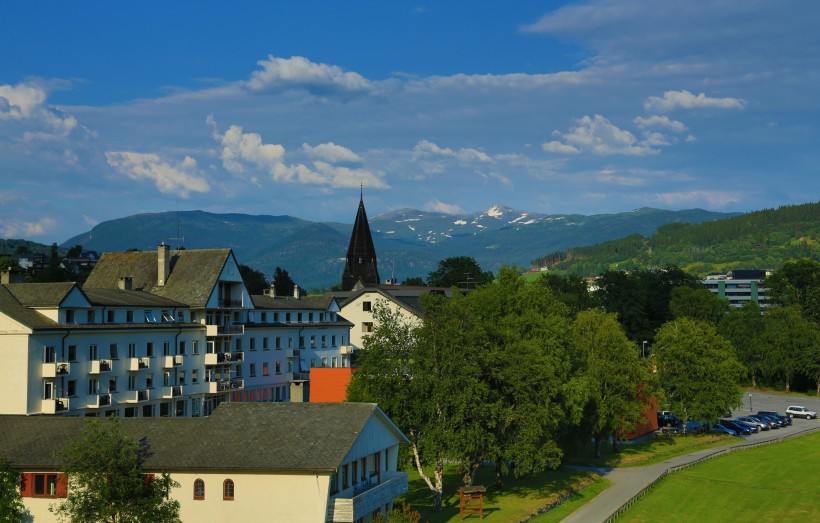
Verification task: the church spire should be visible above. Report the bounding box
[341,194,380,291]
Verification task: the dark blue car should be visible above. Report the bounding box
[719,419,752,435]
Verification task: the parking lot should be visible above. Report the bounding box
[723,390,819,441]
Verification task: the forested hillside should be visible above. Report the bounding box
[533,202,820,277]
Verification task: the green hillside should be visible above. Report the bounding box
[533,201,820,277]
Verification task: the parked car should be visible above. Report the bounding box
[657,411,682,427]
[785,406,818,419]
[737,416,769,431]
[709,423,737,436]
[719,419,752,435]
[732,419,760,433]
[754,413,782,428]
[757,411,792,426]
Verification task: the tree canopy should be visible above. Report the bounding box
[238,264,269,295]
[51,417,180,523]
[426,256,493,288]
[0,459,27,522]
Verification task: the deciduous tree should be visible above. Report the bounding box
[0,459,27,522]
[654,318,745,423]
[426,256,493,288]
[51,417,180,523]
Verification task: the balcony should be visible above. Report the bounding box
[207,379,244,393]
[42,361,71,378]
[119,389,150,403]
[41,398,70,414]
[161,386,183,398]
[287,372,310,382]
[88,393,112,408]
[205,323,245,336]
[326,471,408,522]
[286,348,299,358]
[162,355,184,369]
[204,351,244,365]
[128,357,150,372]
[340,345,354,355]
[89,360,113,374]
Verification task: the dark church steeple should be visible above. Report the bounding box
[342,193,380,291]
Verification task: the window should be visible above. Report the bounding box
[126,310,134,323]
[109,377,117,393]
[321,357,328,367]
[330,471,339,495]
[352,460,358,486]
[285,312,291,323]
[249,338,256,351]
[262,362,269,376]
[109,344,118,360]
[193,340,199,355]
[87,310,95,323]
[235,338,242,352]
[179,341,186,355]
[163,372,171,387]
[44,346,56,363]
[342,464,349,489]
[263,337,269,350]
[89,345,98,360]
[194,479,205,500]
[249,364,256,378]
[235,364,242,378]
[107,310,115,322]
[275,337,281,349]
[310,336,316,348]
[179,371,186,385]
[332,335,337,347]
[223,479,234,500]
[22,473,66,498]
[163,342,170,356]
[275,361,281,374]
[361,458,367,482]
[362,322,374,333]
[67,380,76,397]
[362,301,372,312]
[322,335,327,347]
[128,375,137,391]
[332,357,338,368]
[146,373,153,388]
[88,378,98,395]
[65,309,74,323]
[68,345,77,362]
[147,342,154,358]
[287,360,293,372]
[44,381,54,400]
[297,313,303,323]
[192,369,199,384]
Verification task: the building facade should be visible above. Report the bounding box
[702,269,772,307]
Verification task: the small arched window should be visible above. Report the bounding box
[193,479,205,500]
[223,479,234,500]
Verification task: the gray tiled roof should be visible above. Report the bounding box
[0,285,59,330]
[251,294,333,311]
[0,403,402,473]
[84,249,232,308]
[4,282,78,307]
[83,288,188,308]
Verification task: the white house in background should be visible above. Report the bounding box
[0,245,353,416]
[0,402,410,523]
[702,269,772,308]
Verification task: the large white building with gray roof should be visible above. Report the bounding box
[0,244,353,417]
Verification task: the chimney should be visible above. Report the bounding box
[158,243,170,287]
[293,285,301,300]
[117,277,133,291]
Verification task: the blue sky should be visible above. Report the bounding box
[2,0,818,244]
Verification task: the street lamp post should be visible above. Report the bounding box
[749,393,753,412]
[642,340,647,358]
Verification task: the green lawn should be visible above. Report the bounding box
[398,463,599,522]
[562,432,737,468]
[620,431,820,522]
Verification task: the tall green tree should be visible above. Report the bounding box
[670,286,730,325]
[272,266,296,296]
[537,273,598,316]
[765,258,820,325]
[719,301,765,387]
[571,310,654,456]
[51,417,180,523]
[759,306,819,393]
[426,256,493,288]
[0,459,27,522]
[654,318,745,424]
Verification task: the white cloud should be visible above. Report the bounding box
[218,124,287,178]
[244,56,372,98]
[542,115,657,156]
[634,115,687,132]
[1,217,57,238]
[105,151,211,197]
[302,142,361,163]
[423,199,466,214]
[0,82,77,137]
[412,140,492,163]
[644,90,746,112]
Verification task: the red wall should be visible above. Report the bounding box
[309,368,355,402]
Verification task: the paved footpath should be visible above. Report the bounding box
[560,391,820,523]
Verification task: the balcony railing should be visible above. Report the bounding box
[89,360,113,374]
[42,361,71,378]
[128,357,150,371]
[205,324,245,336]
[219,299,242,308]
[287,372,310,382]
[41,398,70,414]
[88,393,112,408]
[340,345,354,355]
[207,379,244,393]
[327,471,408,523]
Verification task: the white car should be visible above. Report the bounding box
[785,405,818,419]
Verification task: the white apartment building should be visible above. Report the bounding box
[0,245,352,417]
[702,269,772,308]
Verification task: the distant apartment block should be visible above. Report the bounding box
[702,269,772,307]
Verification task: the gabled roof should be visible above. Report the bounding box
[0,403,408,473]
[84,249,233,308]
[82,288,188,308]
[334,284,459,314]
[0,285,59,330]
[251,293,335,311]
[4,282,78,307]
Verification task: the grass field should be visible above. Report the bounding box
[620,431,820,522]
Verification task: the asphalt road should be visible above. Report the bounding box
[560,390,820,523]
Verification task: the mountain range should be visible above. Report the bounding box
[60,205,736,291]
